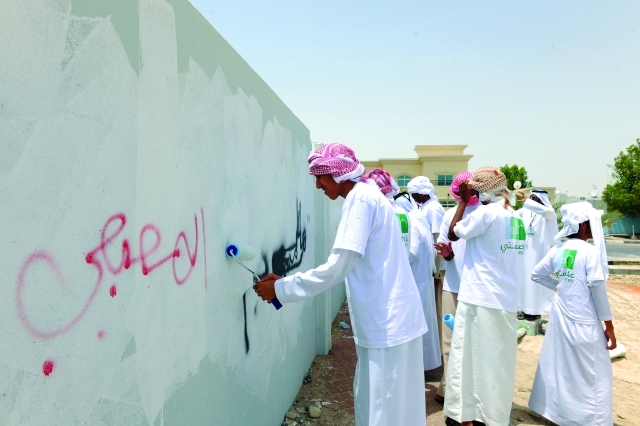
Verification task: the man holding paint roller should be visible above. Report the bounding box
[254,143,428,426]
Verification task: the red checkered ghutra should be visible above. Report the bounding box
[308,143,361,178]
[364,168,398,196]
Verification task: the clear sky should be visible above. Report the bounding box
[190,1,639,197]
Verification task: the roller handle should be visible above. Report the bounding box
[272,298,283,310]
[226,244,282,310]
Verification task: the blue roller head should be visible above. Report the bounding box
[225,244,239,258]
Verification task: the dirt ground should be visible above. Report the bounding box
[284,274,640,426]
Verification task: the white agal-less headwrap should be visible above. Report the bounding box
[406,176,439,202]
[555,202,608,280]
[394,194,414,214]
[530,190,552,209]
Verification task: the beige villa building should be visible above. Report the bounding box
[362,145,474,208]
[362,144,556,208]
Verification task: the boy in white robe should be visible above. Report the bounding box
[254,143,428,426]
[516,189,558,320]
[433,171,480,404]
[443,166,525,426]
[366,169,442,373]
[408,176,446,343]
[406,199,442,371]
[529,202,616,426]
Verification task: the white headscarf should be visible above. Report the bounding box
[530,189,552,209]
[394,193,414,214]
[555,202,608,280]
[406,176,439,202]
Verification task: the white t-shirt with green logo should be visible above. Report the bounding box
[453,201,527,312]
[333,182,428,348]
[532,238,605,324]
[394,205,411,257]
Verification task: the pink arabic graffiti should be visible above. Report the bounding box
[15,209,206,340]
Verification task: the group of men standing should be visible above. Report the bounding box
[254,143,616,426]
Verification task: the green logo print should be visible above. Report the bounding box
[396,213,409,233]
[561,250,577,269]
[505,217,526,241]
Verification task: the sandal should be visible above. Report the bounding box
[435,394,445,404]
[445,418,460,426]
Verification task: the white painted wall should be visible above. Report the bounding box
[0,0,324,424]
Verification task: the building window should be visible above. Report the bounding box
[397,175,412,187]
[436,174,453,186]
[440,200,457,208]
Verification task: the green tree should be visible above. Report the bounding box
[602,138,640,218]
[500,164,533,190]
[500,164,532,209]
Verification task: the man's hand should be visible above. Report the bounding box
[458,181,474,204]
[434,242,453,260]
[448,183,471,241]
[604,321,617,350]
[253,273,281,302]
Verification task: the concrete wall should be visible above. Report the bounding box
[0,0,333,424]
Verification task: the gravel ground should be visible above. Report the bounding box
[281,274,640,426]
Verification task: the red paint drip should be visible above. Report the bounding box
[201,207,208,290]
[42,359,55,376]
[97,330,105,339]
[109,284,117,297]
[122,240,133,269]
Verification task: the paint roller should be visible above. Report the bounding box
[225,244,282,310]
[443,314,455,331]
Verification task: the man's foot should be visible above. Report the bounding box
[435,394,445,404]
[517,312,525,320]
[444,418,460,426]
[524,314,541,321]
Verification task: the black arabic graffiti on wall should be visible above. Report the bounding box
[242,200,307,353]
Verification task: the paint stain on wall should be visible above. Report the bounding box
[242,293,250,354]
[240,200,309,355]
[271,201,307,277]
[42,359,55,376]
